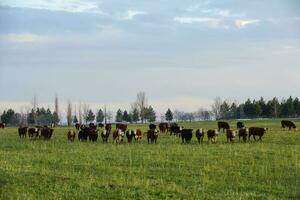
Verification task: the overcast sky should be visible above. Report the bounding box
[0,0,300,115]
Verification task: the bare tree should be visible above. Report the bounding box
[211,97,222,120]
[82,103,89,124]
[53,95,60,125]
[32,95,38,125]
[67,100,72,126]
[106,110,113,123]
[135,91,148,123]
[79,103,82,124]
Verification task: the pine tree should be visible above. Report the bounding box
[73,115,78,124]
[145,106,156,122]
[165,108,173,122]
[131,108,139,123]
[122,110,130,122]
[115,109,123,122]
[96,109,104,123]
[86,109,95,123]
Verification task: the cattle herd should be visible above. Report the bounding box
[10,119,297,144]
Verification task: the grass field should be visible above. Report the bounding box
[0,120,299,200]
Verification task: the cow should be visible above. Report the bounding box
[116,123,127,132]
[126,130,135,143]
[28,127,40,139]
[0,123,5,129]
[238,128,248,142]
[89,123,97,130]
[169,123,182,136]
[113,129,125,144]
[75,123,80,130]
[88,129,99,142]
[67,130,76,142]
[40,127,54,140]
[226,129,236,143]
[181,129,193,144]
[149,124,156,130]
[134,129,142,141]
[98,123,104,128]
[78,126,89,141]
[101,130,110,143]
[207,129,219,143]
[281,120,297,131]
[105,124,112,132]
[158,123,168,133]
[237,121,245,129]
[218,121,230,132]
[147,129,159,144]
[248,127,268,141]
[195,128,204,144]
[18,127,28,138]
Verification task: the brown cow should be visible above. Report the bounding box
[116,123,127,132]
[105,124,112,132]
[18,127,28,138]
[134,129,142,141]
[158,123,168,133]
[238,128,248,142]
[113,129,125,144]
[147,129,159,144]
[40,127,54,140]
[67,130,76,142]
[226,129,236,143]
[248,127,268,141]
[75,123,80,130]
[0,123,5,129]
[207,129,219,143]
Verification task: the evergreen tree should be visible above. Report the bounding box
[131,108,139,123]
[243,99,256,118]
[73,115,78,124]
[122,110,130,122]
[1,109,15,124]
[220,101,230,119]
[96,109,104,123]
[230,103,238,119]
[86,109,95,123]
[293,97,300,117]
[115,109,123,122]
[145,106,156,122]
[165,108,173,122]
[254,100,262,118]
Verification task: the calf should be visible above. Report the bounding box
[281,120,297,131]
[181,129,193,144]
[207,129,219,143]
[147,129,159,144]
[101,130,110,143]
[218,121,230,132]
[126,130,135,143]
[67,130,76,142]
[238,128,248,142]
[226,129,236,143]
[134,129,142,141]
[18,127,28,138]
[236,121,245,129]
[248,127,267,141]
[195,128,204,144]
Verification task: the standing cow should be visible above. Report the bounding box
[101,130,110,143]
[67,130,76,142]
[18,127,28,138]
[238,128,248,142]
[248,127,268,141]
[75,123,80,130]
[226,129,236,143]
[195,128,204,144]
[218,121,230,132]
[158,123,168,133]
[281,120,297,131]
[0,123,5,129]
[181,129,193,144]
[207,129,219,143]
[126,130,135,143]
[236,121,245,129]
[147,129,159,144]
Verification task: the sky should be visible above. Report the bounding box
[0,0,300,115]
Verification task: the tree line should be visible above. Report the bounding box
[1,96,300,126]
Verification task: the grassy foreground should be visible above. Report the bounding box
[0,120,299,200]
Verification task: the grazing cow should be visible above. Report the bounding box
[28,127,40,139]
[158,123,168,133]
[88,129,99,142]
[281,120,297,131]
[149,124,156,130]
[116,123,127,132]
[0,123,5,129]
[248,127,268,141]
[18,127,28,138]
[40,127,54,140]
[226,129,236,143]
[98,123,104,128]
[126,130,135,143]
[237,121,245,129]
[218,121,230,132]
[75,123,80,130]
[181,129,193,144]
[101,130,110,143]
[169,124,182,136]
[134,129,142,141]
[207,129,219,143]
[105,124,112,132]
[195,128,204,144]
[67,130,76,142]
[238,128,248,142]
[147,129,159,144]
[113,129,125,144]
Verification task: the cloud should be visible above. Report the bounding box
[201,8,231,17]
[0,33,48,42]
[0,0,103,14]
[174,17,228,29]
[121,10,147,20]
[235,19,260,29]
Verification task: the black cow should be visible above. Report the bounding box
[126,130,135,143]
[237,121,245,129]
[218,121,230,132]
[28,128,40,139]
[147,129,159,144]
[101,130,110,143]
[195,128,204,144]
[18,127,28,138]
[281,120,296,131]
[105,124,112,132]
[78,126,89,141]
[238,128,248,142]
[207,129,219,143]
[149,124,156,130]
[40,127,54,140]
[169,124,182,136]
[181,129,193,143]
[88,129,99,142]
[248,127,268,141]
[0,123,5,129]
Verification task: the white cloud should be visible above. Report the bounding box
[201,8,231,17]
[235,19,260,29]
[0,0,103,14]
[174,17,228,29]
[0,33,49,43]
[121,10,147,20]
